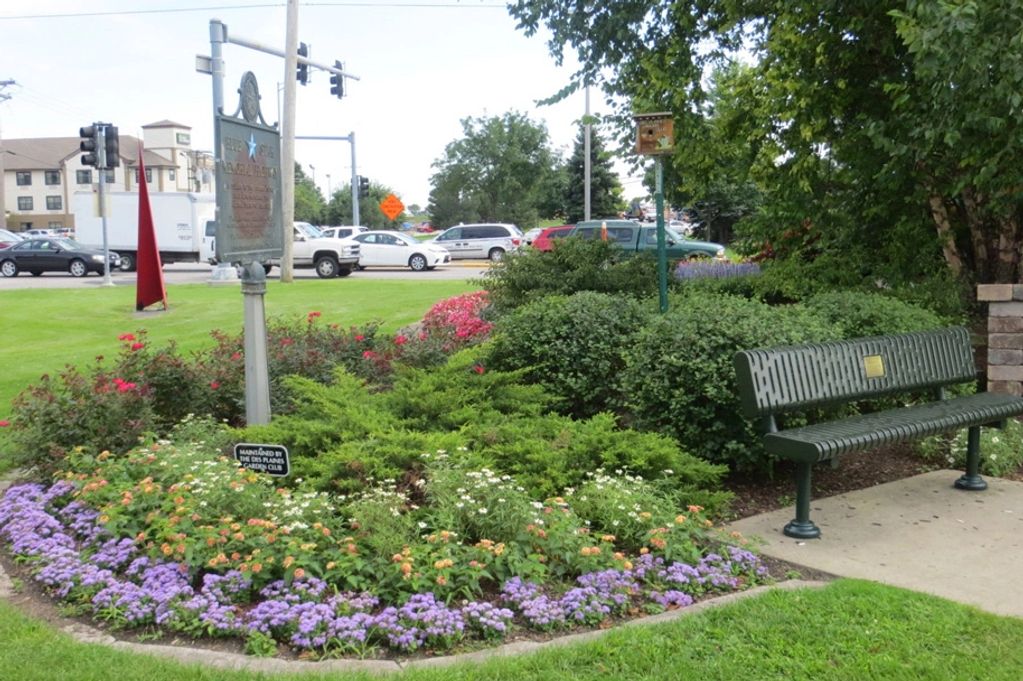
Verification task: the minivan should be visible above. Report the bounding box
[431,223,522,261]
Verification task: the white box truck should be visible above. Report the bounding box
[72,191,216,271]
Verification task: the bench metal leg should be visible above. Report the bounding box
[955,425,988,491]
[784,460,821,539]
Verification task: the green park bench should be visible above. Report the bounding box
[733,327,1023,539]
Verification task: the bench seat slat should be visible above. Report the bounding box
[763,392,1023,463]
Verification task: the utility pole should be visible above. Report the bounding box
[280,0,299,282]
[584,83,591,221]
[0,79,15,229]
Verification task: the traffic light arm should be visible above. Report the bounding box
[222,30,360,81]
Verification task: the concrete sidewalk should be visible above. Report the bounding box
[728,469,1023,618]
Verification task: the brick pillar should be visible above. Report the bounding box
[977,284,1023,396]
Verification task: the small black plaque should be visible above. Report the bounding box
[234,443,290,477]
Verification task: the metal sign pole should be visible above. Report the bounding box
[240,262,271,424]
[655,157,667,313]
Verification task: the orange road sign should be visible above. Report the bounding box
[379,194,405,221]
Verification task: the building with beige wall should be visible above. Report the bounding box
[1,120,213,231]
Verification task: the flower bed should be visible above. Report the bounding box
[0,443,767,658]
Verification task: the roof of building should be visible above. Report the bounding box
[2,136,178,170]
[142,120,190,129]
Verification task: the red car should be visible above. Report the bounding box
[531,225,574,252]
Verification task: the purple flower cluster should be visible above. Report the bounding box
[0,482,768,656]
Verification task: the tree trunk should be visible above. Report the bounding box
[961,187,989,282]
[928,193,964,277]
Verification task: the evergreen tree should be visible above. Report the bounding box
[564,126,624,223]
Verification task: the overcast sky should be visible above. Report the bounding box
[0,0,643,210]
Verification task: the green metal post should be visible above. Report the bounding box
[784,461,821,539]
[955,425,988,490]
[655,157,668,313]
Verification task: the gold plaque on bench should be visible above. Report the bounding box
[863,355,885,378]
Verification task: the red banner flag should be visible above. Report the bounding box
[135,145,168,311]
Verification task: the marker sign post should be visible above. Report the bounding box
[234,443,290,477]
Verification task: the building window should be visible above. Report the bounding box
[76,170,92,184]
[15,171,31,186]
[17,197,33,211]
[103,170,115,184]
[146,168,153,183]
[48,221,63,229]
[20,222,32,230]
[169,169,176,181]
[44,170,60,185]
[46,196,62,210]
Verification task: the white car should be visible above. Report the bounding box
[350,230,451,271]
[320,225,368,240]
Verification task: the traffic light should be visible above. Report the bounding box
[329,60,344,99]
[104,126,119,169]
[358,175,369,198]
[79,125,98,167]
[296,42,309,85]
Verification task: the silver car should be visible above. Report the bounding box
[432,223,523,261]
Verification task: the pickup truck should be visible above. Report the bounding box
[569,220,725,260]
[289,222,361,278]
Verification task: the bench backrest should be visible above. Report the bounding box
[733,327,977,418]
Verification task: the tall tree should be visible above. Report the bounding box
[508,0,1023,288]
[563,125,624,222]
[428,111,558,230]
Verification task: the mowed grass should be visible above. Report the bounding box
[0,279,476,416]
[1,580,1023,680]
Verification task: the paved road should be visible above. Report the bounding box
[0,261,492,290]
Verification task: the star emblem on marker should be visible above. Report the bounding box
[247,134,257,159]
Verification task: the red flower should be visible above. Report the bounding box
[355,334,365,342]
[281,338,294,347]
[362,350,376,359]
[130,342,144,351]
[473,364,485,375]
[210,381,220,390]
[0,420,10,428]
[118,333,136,341]
[394,335,408,346]
[307,311,322,322]
[230,352,242,361]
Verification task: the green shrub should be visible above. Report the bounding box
[478,238,660,312]
[464,412,731,513]
[918,419,1023,478]
[621,293,840,472]
[486,292,651,418]
[802,290,946,338]
[381,346,551,431]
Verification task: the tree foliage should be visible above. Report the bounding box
[508,0,1023,289]
[564,124,625,222]
[294,164,325,224]
[428,111,558,230]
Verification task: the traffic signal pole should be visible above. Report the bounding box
[96,126,114,287]
[295,133,358,225]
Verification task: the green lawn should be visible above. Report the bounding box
[0,279,476,416]
[1,580,1022,680]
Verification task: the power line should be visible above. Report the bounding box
[0,1,505,21]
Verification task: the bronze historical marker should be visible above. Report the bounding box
[214,72,284,264]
